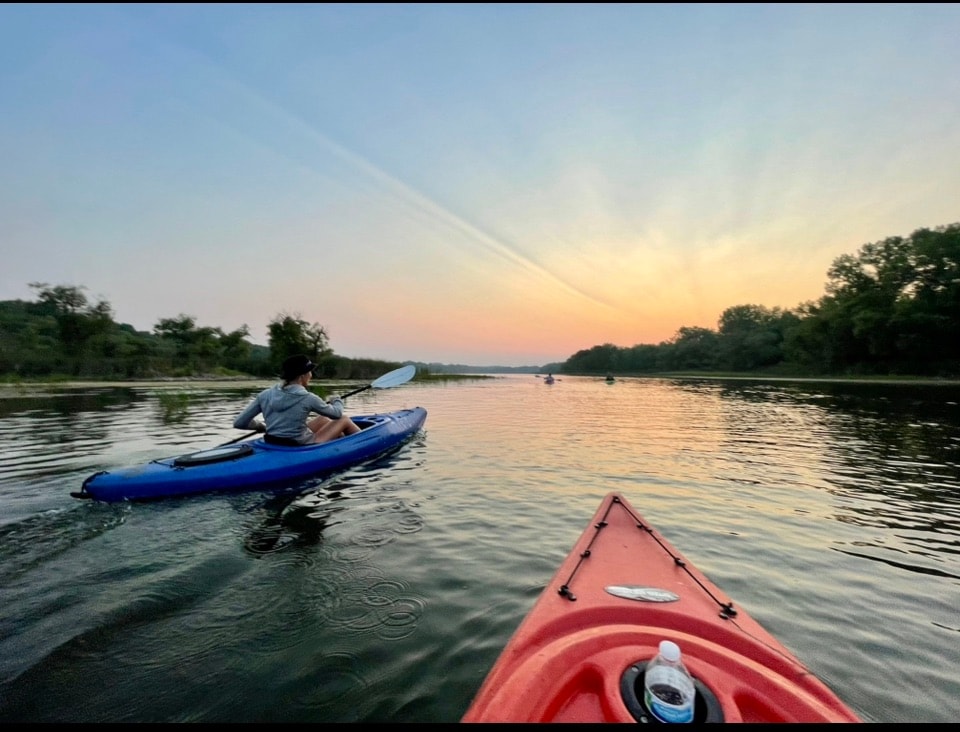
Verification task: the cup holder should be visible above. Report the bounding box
[620,660,725,723]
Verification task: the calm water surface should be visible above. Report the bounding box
[1,375,958,722]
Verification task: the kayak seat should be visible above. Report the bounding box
[263,419,378,447]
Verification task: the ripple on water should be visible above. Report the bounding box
[283,650,370,720]
[3,378,960,723]
[0,501,130,584]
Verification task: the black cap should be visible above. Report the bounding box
[281,354,316,380]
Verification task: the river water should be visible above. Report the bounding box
[0,374,958,723]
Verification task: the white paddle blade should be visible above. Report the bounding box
[371,364,416,389]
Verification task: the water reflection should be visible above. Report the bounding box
[1,378,959,723]
[673,379,960,579]
[0,386,146,418]
[244,490,346,556]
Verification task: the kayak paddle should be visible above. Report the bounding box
[224,364,417,445]
[339,363,417,398]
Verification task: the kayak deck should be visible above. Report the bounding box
[461,492,861,723]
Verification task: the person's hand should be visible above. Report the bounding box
[250,418,266,432]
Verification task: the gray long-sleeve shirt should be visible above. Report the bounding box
[233,383,344,444]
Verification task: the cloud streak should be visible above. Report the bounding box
[1,4,958,366]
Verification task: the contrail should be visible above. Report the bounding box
[302,131,618,310]
[153,27,618,311]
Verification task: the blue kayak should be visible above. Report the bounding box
[73,407,427,502]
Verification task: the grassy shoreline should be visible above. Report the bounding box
[0,372,497,390]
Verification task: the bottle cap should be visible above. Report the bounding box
[659,639,681,662]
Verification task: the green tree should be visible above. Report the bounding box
[564,343,621,374]
[895,223,960,372]
[663,326,720,371]
[28,282,116,375]
[0,299,58,375]
[29,282,90,316]
[716,304,792,371]
[621,343,662,372]
[220,325,251,362]
[267,313,332,373]
[153,315,225,374]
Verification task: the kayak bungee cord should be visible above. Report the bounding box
[558,494,737,619]
[556,494,826,673]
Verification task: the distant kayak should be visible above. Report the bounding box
[544,375,555,384]
[462,491,861,723]
[73,407,427,502]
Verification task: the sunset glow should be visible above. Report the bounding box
[2,4,958,366]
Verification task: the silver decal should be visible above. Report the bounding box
[605,585,680,602]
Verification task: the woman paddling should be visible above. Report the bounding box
[233,354,361,445]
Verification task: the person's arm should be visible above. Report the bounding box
[308,393,344,419]
[233,396,265,430]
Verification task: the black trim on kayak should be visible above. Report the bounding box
[172,443,255,467]
[71,470,107,499]
[557,495,738,620]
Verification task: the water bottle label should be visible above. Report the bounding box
[644,665,694,723]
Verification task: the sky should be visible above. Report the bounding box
[1,4,958,367]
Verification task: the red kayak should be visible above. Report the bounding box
[462,492,861,723]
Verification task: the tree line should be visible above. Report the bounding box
[2,221,957,381]
[0,284,403,381]
[561,222,960,377]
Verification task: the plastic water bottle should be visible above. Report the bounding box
[643,640,695,723]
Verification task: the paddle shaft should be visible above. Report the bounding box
[340,383,374,399]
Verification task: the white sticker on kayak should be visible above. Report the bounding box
[605,585,679,602]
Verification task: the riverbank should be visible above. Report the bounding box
[549,371,960,387]
[650,372,960,386]
[0,377,268,391]
[0,372,496,393]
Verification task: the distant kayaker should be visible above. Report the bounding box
[233,354,361,445]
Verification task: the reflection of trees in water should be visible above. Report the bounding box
[0,387,146,419]
[157,392,192,423]
[676,379,960,577]
[0,386,268,450]
[674,379,960,476]
[0,385,263,420]
[664,379,960,585]
[672,377,959,487]
[0,388,151,454]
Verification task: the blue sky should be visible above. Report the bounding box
[2,3,958,366]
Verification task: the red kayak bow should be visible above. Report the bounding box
[462,492,861,723]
